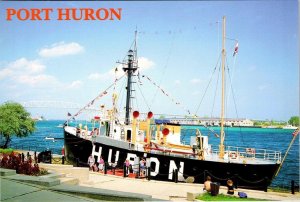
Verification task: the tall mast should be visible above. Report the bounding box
[123,32,138,125]
[219,16,226,158]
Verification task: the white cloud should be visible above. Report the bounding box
[16,74,58,86]
[0,68,12,80]
[38,42,84,58]
[67,80,83,89]
[138,57,155,71]
[88,73,108,81]
[174,80,181,85]
[88,64,126,82]
[0,58,57,87]
[0,58,45,80]
[190,78,202,84]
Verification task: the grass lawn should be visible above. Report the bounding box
[52,157,73,165]
[196,193,267,201]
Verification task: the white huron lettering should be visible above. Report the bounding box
[150,157,160,177]
[92,145,102,161]
[126,153,137,166]
[168,160,184,181]
[108,149,119,164]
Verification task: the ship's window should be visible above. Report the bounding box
[127,130,131,141]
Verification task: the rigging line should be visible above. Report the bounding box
[194,53,222,115]
[210,60,221,118]
[117,74,127,114]
[226,62,244,144]
[142,74,191,115]
[226,37,238,42]
[120,35,137,64]
[150,32,176,108]
[136,77,151,111]
[132,76,140,112]
[65,73,127,124]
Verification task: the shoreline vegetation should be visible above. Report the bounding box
[196,193,266,201]
[252,116,299,129]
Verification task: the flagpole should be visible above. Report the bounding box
[274,128,299,177]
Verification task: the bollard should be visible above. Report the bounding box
[291,180,295,194]
[113,166,116,175]
[147,167,151,181]
[34,151,37,164]
[76,158,79,167]
[175,169,178,183]
[50,154,52,164]
[104,162,107,174]
[123,164,127,177]
[62,156,65,164]
[234,174,238,189]
[21,153,25,162]
[137,163,141,178]
[173,169,175,182]
[264,177,269,192]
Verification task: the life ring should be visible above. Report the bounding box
[229,152,238,159]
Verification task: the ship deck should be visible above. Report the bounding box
[65,126,280,165]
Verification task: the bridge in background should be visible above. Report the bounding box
[21,100,83,109]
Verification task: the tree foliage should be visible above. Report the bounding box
[0,102,35,148]
[288,116,299,126]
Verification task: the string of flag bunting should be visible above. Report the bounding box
[141,74,191,115]
[65,73,126,123]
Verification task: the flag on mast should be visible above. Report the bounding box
[233,42,239,56]
[292,128,299,137]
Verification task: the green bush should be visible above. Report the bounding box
[0,148,13,154]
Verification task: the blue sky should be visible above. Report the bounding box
[0,1,298,121]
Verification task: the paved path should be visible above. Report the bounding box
[79,172,300,201]
[1,166,299,201]
[1,178,99,202]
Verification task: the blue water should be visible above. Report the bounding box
[6,120,299,189]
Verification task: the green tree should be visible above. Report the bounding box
[288,116,299,126]
[0,102,35,148]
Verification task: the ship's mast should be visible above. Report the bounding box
[219,16,226,158]
[123,31,138,125]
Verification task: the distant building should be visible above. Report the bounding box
[167,117,254,127]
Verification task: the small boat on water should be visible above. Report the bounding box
[282,125,298,130]
[64,16,283,190]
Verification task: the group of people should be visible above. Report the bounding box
[203,176,235,195]
[88,154,104,172]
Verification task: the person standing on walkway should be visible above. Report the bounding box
[88,154,95,171]
[98,156,104,172]
[139,158,146,177]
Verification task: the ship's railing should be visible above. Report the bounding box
[210,145,281,163]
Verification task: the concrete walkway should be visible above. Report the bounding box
[1,166,299,201]
[80,172,300,201]
[1,178,101,202]
[0,168,151,202]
